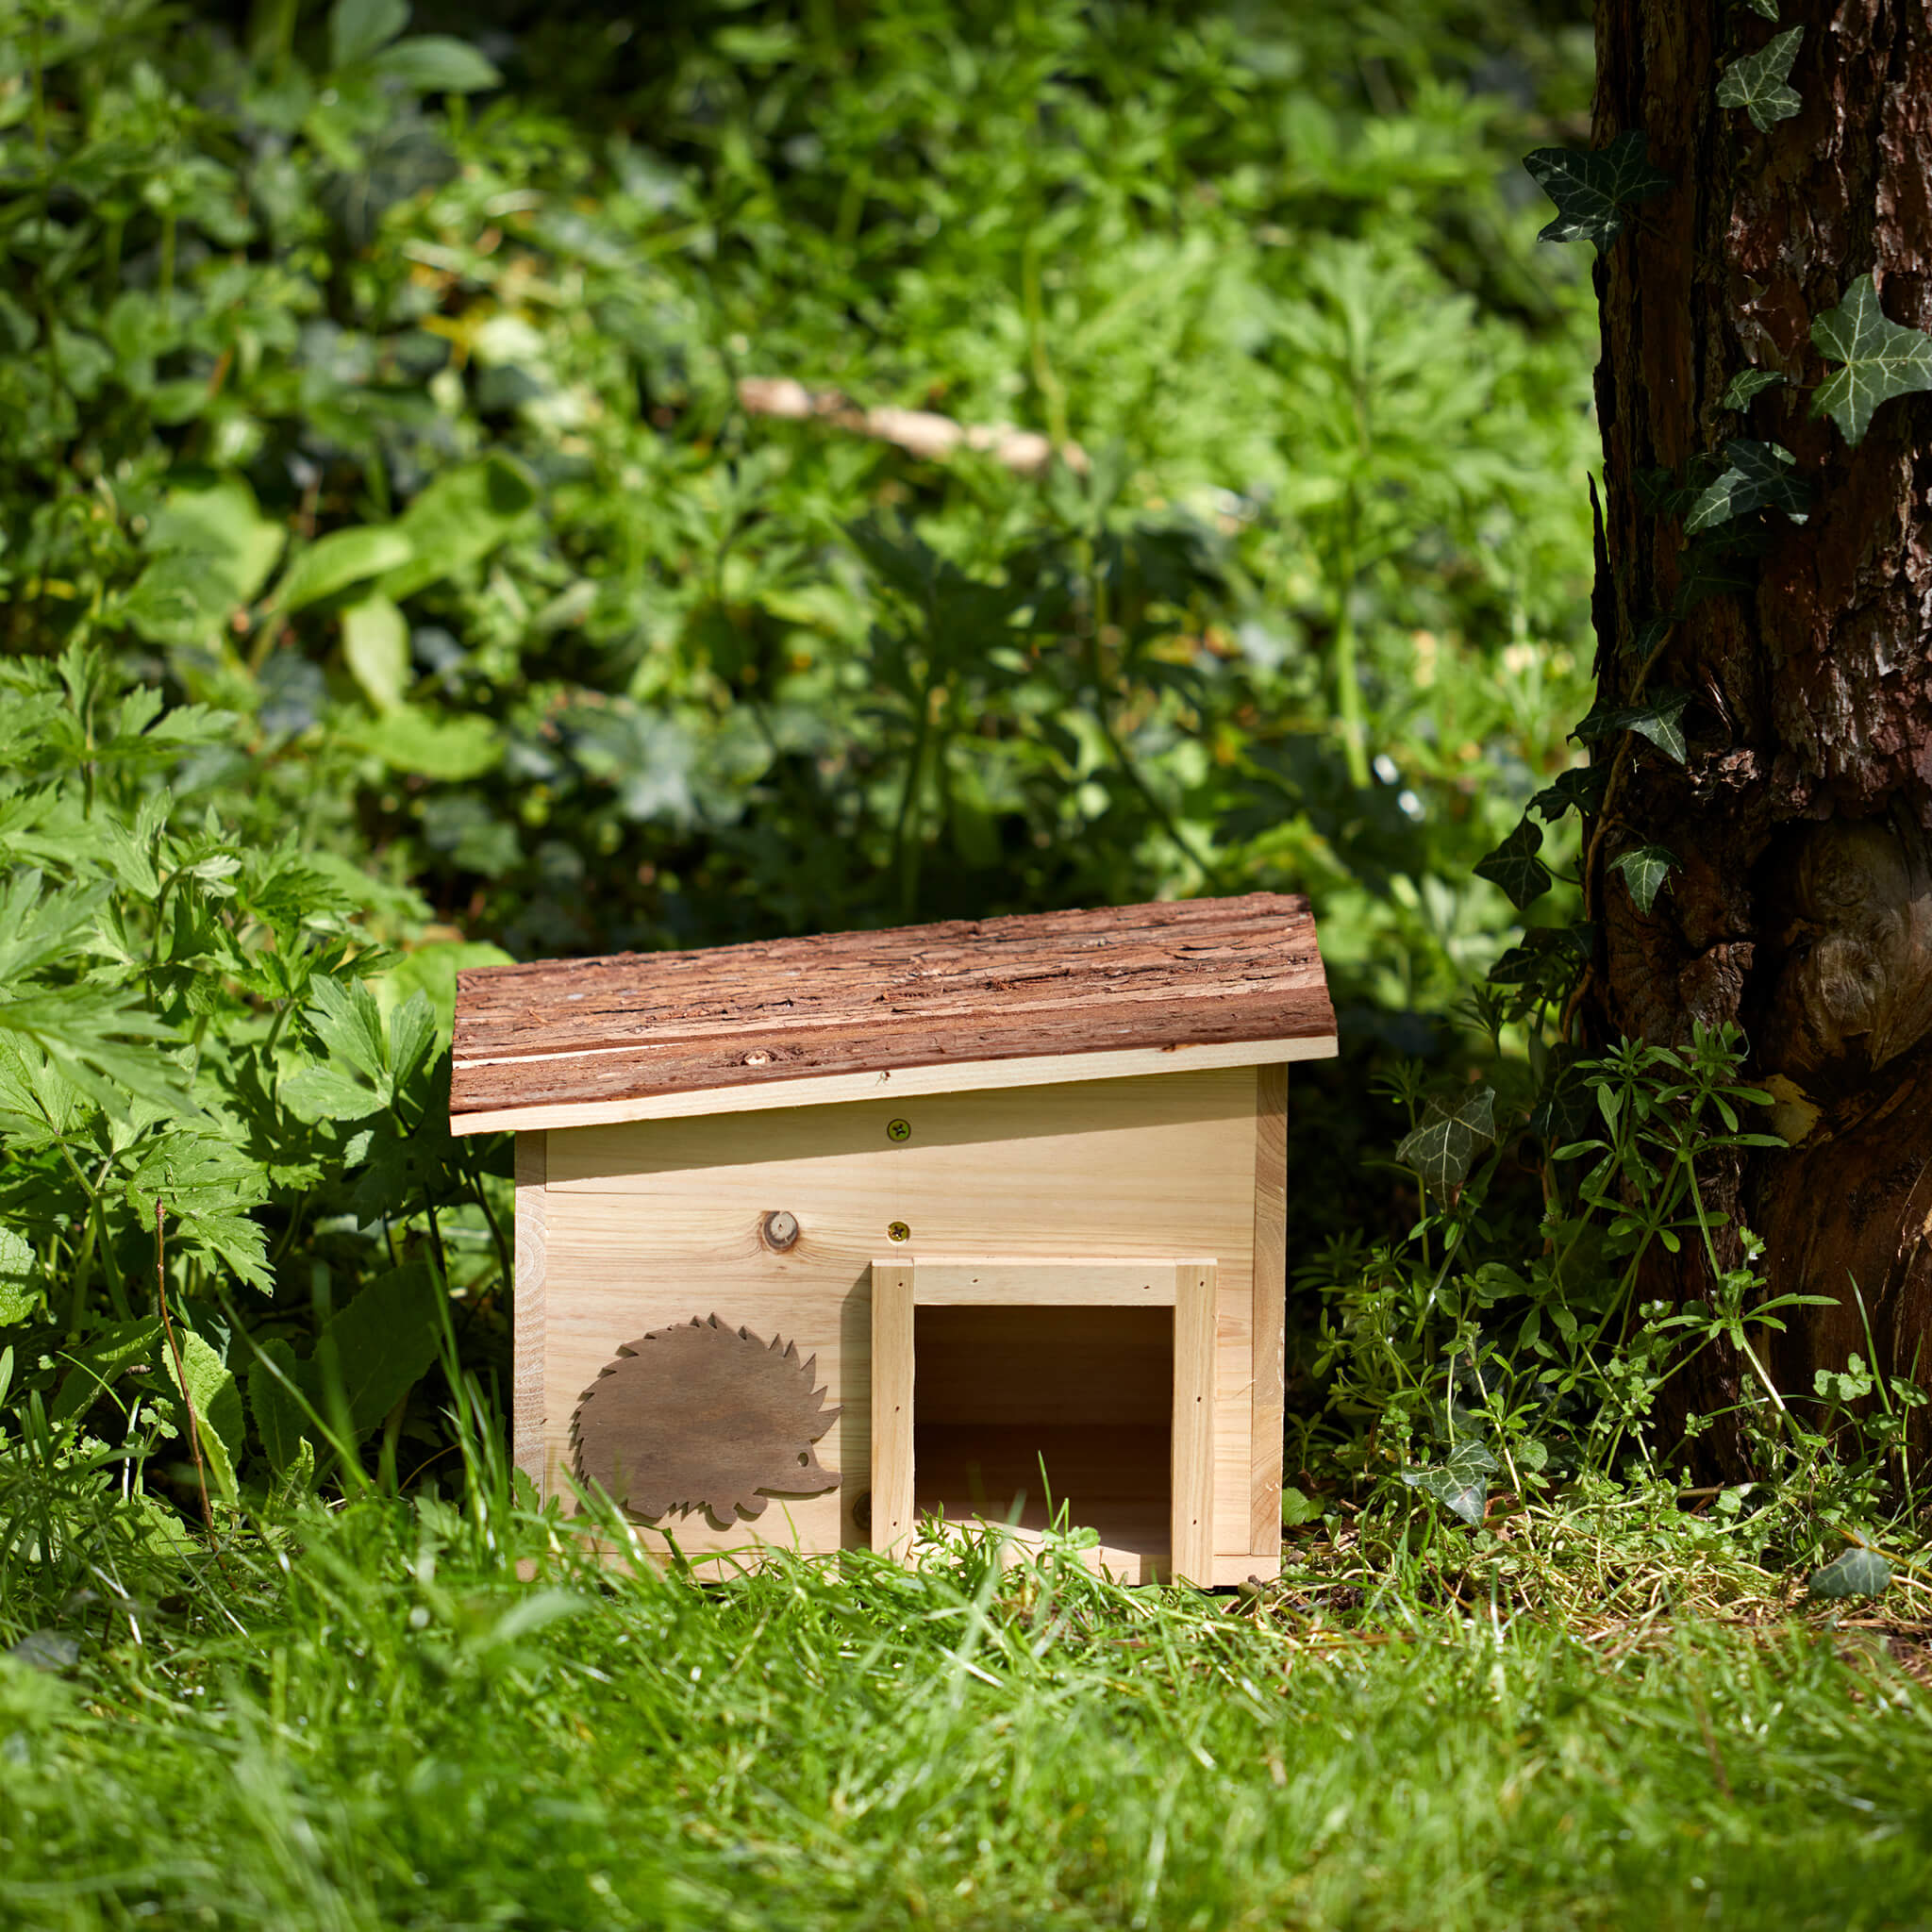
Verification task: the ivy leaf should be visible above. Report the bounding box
[1474,817,1552,909]
[1396,1087,1497,1194]
[1523,131,1671,252]
[1400,1440,1498,1526]
[1674,536,1764,614]
[1722,367,1785,410]
[1608,844,1677,914]
[1716,27,1804,133]
[1529,765,1607,823]
[1740,0,1778,17]
[1682,440,1808,534]
[1807,1544,1890,1601]
[1574,690,1690,763]
[1811,273,1932,445]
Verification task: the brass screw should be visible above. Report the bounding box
[886,1118,911,1142]
[887,1221,910,1242]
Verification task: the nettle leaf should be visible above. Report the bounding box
[1807,1544,1890,1601]
[1811,273,1932,445]
[1683,440,1808,533]
[1716,26,1804,133]
[1474,817,1552,909]
[1609,844,1678,914]
[1575,690,1690,763]
[1523,131,1671,251]
[1722,367,1786,410]
[1396,1087,1497,1194]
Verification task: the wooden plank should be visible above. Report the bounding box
[513,1131,547,1491]
[451,892,1334,1126]
[538,1070,1257,1561]
[1170,1262,1217,1586]
[1250,1064,1289,1556]
[451,1033,1336,1136]
[871,1262,916,1558]
[908,1257,1200,1305]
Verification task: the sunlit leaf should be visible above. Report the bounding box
[1807,1544,1890,1600]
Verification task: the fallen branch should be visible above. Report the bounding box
[738,376,1089,477]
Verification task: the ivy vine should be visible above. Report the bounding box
[1483,19,1932,1138]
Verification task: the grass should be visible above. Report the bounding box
[6,1463,1932,1932]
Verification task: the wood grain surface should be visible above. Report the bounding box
[452,892,1331,1128]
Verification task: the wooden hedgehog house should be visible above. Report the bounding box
[449,893,1336,1586]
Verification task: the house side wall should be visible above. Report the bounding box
[533,1066,1271,1571]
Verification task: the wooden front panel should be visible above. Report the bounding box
[535,1067,1260,1564]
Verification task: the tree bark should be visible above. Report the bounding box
[1589,0,1932,1468]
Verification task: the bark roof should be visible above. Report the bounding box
[450,892,1333,1126]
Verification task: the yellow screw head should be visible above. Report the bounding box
[887,1221,910,1242]
[886,1118,911,1143]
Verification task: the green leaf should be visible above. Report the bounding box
[341,704,503,780]
[249,1339,315,1474]
[1396,1087,1496,1194]
[312,1261,443,1437]
[1810,273,1932,445]
[1474,817,1551,909]
[1716,27,1804,132]
[145,475,287,608]
[0,1224,42,1324]
[370,35,502,92]
[329,0,408,69]
[1523,131,1671,252]
[1529,765,1607,823]
[52,1318,161,1423]
[125,1134,275,1294]
[379,457,539,602]
[1682,440,1808,533]
[1721,367,1785,411]
[1740,0,1778,18]
[1574,690,1690,763]
[1608,844,1677,914]
[1807,1544,1890,1600]
[1399,1440,1497,1526]
[377,941,513,1041]
[282,1063,389,1123]
[341,592,410,713]
[159,1326,243,1500]
[271,526,415,614]
[1279,1486,1319,1528]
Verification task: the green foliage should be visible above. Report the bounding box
[1721,366,1786,410]
[1716,26,1806,133]
[1682,439,1808,533]
[1811,273,1932,445]
[0,650,508,1497]
[1807,1543,1890,1600]
[0,0,1602,1507]
[1523,131,1672,251]
[1607,842,1677,914]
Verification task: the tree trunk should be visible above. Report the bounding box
[1589,0,1932,1469]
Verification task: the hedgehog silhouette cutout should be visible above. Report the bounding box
[573,1314,841,1524]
